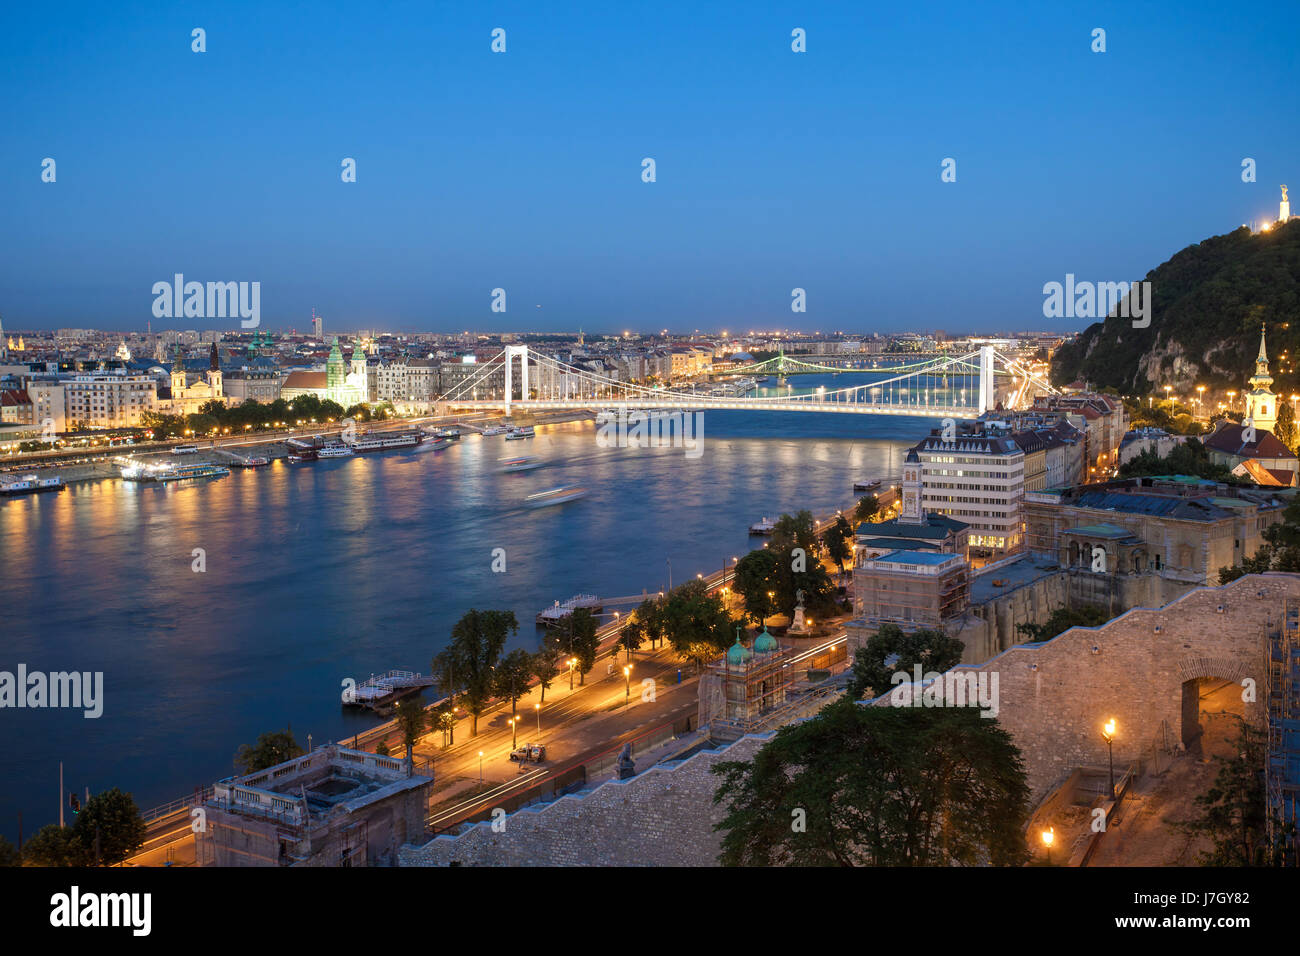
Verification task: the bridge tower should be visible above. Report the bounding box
[503,344,529,414]
[978,346,995,414]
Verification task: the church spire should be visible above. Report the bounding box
[1257,323,1269,369]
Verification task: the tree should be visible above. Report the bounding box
[769,510,818,558]
[1172,718,1280,865]
[659,580,736,671]
[22,824,77,866]
[436,609,518,734]
[854,495,881,524]
[1015,605,1111,644]
[1277,399,1298,452]
[0,835,19,866]
[713,699,1030,866]
[616,620,645,661]
[824,515,853,575]
[375,740,391,757]
[531,646,562,702]
[234,728,304,775]
[494,648,534,716]
[568,608,600,685]
[846,624,965,701]
[70,787,146,866]
[394,697,428,758]
[732,549,780,624]
[435,708,457,747]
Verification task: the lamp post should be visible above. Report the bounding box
[535,703,541,736]
[478,751,483,784]
[1041,826,1054,865]
[568,657,576,691]
[509,716,519,750]
[623,665,632,709]
[1102,718,1117,799]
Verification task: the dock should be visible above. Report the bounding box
[536,594,603,627]
[343,670,437,714]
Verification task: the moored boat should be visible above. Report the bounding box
[525,485,587,507]
[349,432,423,453]
[505,425,535,440]
[317,444,354,458]
[1,474,65,496]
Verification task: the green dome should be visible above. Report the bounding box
[726,636,753,665]
[753,627,778,654]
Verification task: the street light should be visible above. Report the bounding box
[535,703,541,736]
[478,750,483,784]
[509,716,519,750]
[1102,718,1117,799]
[568,657,577,690]
[623,665,632,708]
[1041,826,1055,865]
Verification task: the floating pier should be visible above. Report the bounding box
[342,670,436,714]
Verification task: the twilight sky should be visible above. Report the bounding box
[1,0,1296,334]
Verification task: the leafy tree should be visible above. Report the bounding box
[769,510,818,558]
[234,728,304,775]
[732,549,780,624]
[629,597,667,650]
[770,541,839,621]
[1117,439,1239,482]
[713,699,1030,866]
[568,608,601,686]
[0,835,18,866]
[616,620,645,661]
[531,646,562,702]
[658,580,736,671]
[22,824,77,867]
[1276,399,1297,452]
[375,740,391,757]
[824,515,853,575]
[846,624,965,700]
[435,609,518,734]
[854,494,881,524]
[1015,604,1111,644]
[70,787,146,866]
[494,648,534,715]
[394,697,428,758]
[1172,718,1280,865]
[435,708,457,747]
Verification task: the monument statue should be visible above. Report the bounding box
[616,742,635,780]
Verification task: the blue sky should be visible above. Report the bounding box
[1,1,1296,334]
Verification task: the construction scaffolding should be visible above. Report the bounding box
[1267,600,1300,865]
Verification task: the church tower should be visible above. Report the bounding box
[326,337,345,389]
[207,342,223,398]
[898,449,924,526]
[1245,323,1277,436]
[171,343,187,397]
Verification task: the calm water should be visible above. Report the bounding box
[0,372,940,837]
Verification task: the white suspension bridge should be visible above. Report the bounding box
[439,345,1055,418]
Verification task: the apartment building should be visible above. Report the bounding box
[223,368,284,405]
[908,431,1025,562]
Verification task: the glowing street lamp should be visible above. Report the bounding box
[623,665,632,708]
[568,657,577,691]
[1102,718,1117,799]
[535,703,541,736]
[509,716,519,750]
[1041,826,1055,865]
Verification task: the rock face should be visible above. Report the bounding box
[1051,219,1300,394]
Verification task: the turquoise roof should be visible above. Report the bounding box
[726,636,753,665]
[754,627,778,654]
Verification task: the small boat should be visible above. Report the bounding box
[317,444,354,458]
[525,485,587,508]
[233,456,270,468]
[480,424,509,436]
[853,478,882,492]
[157,463,230,483]
[286,453,314,463]
[418,437,451,452]
[505,426,535,440]
[499,455,542,473]
[1,474,65,496]
[749,516,776,535]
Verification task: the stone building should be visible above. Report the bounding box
[907,432,1025,562]
[196,745,431,867]
[852,550,970,628]
[1203,421,1297,486]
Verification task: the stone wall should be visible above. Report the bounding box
[399,735,769,867]
[914,572,1297,801]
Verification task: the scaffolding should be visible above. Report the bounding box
[1267,600,1300,865]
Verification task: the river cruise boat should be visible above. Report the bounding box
[429,426,460,440]
[1,474,65,496]
[749,516,776,535]
[349,432,423,453]
[480,424,510,436]
[121,461,229,483]
[525,485,587,508]
[505,425,535,440]
[499,455,542,472]
[853,478,882,492]
[232,456,270,468]
[317,444,354,458]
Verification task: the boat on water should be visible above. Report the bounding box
[232,456,270,468]
[1,474,65,496]
[499,455,542,473]
[429,426,460,440]
[525,485,587,507]
[418,437,451,452]
[853,478,882,492]
[317,444,354,458]
[505,425,536,440]
[480,424,510,436]
[349,432,423,453]
[287,451,316,463]
[749,516,776,535]
[121,461,230,483]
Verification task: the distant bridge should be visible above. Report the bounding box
[440,346,1054,417]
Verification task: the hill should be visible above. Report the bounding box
[1050,218,1300,394]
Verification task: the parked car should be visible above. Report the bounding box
[509,743,546,763]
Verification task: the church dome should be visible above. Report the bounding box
[726,636,753,665]
[753,627,778,654]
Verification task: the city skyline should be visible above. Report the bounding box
[3,2,1297,332]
